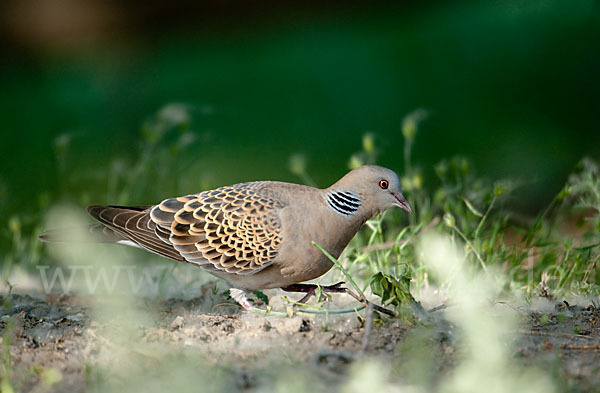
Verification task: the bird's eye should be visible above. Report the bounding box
[379,179,389,189]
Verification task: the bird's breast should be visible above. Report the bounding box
[274,203,363,281]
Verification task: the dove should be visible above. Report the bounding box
[40,165,411,305]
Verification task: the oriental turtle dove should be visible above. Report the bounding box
[40,165,411,293]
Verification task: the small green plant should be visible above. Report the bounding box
[369,271,414,310]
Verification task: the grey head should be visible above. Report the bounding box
[325,165,412,217]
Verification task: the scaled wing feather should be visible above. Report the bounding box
[150,183,284,275]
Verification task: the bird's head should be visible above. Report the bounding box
[329,165,412,216]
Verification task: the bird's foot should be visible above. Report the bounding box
[322,281,346,292]
[281,282,347,305]
[281,282,397,317]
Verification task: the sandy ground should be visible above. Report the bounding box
[1,288,599,393]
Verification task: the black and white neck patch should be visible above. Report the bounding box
[325,191,361,216]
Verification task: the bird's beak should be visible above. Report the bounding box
[393,193,412,213]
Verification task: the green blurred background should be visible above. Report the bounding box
[1,0,599,221]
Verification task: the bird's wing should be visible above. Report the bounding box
[149,183,284,275]
[87,205,186,261]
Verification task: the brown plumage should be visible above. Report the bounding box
[41,165,412,291]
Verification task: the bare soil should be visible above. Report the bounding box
[1,290,599,393]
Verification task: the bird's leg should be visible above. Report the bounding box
[295,288,315,305]
[282,283,397,317]
[281,282,347,304]
[280,284,316,304]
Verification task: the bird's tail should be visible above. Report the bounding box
[38,224,122,243]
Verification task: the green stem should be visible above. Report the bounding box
[475,195,496,238]
[450,225,488,272]
[313,242,364,296]
[245,305,366,316]
[404,138,413,173]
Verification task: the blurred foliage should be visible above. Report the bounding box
[1,0,599,223]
